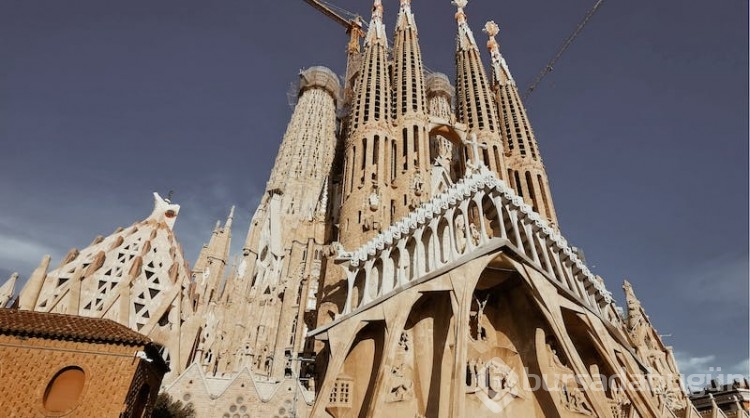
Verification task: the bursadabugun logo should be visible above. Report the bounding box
[466,357,522,413]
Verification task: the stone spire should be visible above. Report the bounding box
[365,0,387,45]
[186,66,341,381]
[393,0,427,118]
[391,0,432,216]
[340,0,395,248]
[485,21,559,227]
[452,0,507,179]
[191,205,235,308]
[267,66,340,222]
[18,255,50,310]
[0,272,17,307]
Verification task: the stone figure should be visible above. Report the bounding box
[470,222,481,246]
[413,172,424,196]
[562,382,593,415]
[368,189,380,211]
[387,363,414,402]
[455,216,467,253]
[473,295,489,341]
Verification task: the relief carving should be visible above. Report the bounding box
[539,333,594,416]
[387,363,414,402]
[455,216,467,253]
[466,357,521,407]
[469,222,481,246]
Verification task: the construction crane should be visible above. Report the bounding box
[303,0,364,54]
[303,0,366,108]
[523,0,606,100]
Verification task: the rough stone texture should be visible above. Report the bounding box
[0,314,166,417]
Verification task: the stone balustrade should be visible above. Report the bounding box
[329,166,620,324]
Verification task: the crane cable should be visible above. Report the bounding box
[523,0,606,100]
[319,0,368,29]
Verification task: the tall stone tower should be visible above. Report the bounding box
[339,0,394,248]
[188,66,340,382]
[392,0,432,212]
[453,0,506,178]
[485,21,558,226]
[190,206,234,310]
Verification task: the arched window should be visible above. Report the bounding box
[43,366,86,413]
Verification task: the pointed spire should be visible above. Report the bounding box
[365,0,387,45]
[453,0,478,51]
[19,255,50,310]
[453,0,500,136]
[396,0,416,29]
[393,0,427,118]
[484,21,515,86]
[0,273,18,308]
[623,280,642,310]
[485,18,558,226]
[225,205,235,230]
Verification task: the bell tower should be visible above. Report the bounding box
[339,0,394,248]
[485,21,558,226]
[453,0,507,178]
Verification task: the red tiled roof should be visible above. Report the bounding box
[0,309,152,346]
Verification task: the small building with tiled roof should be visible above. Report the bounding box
[0,309,168,417]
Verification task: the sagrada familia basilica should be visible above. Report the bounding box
[1,1,738,417]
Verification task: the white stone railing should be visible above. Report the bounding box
[331,166,619,323]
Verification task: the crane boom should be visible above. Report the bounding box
[302,0,365,111]
[303,0,353,30]
[523,0,606,100]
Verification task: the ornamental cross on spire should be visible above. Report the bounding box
[452,0,468,10]
[452,0,468,22]
[463,133,487,169]
[484,21,501,52]
[484,21,499,38]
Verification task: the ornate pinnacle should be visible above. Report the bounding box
[622,280,641,308]
[452,0,468,22]
[372,0,383,20]
[484,21,499,38]
[484,21,500,52]
[397,0,414,27]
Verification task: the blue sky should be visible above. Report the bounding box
[0,0,747,385]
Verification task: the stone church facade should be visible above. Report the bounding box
[2,0,718,417]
